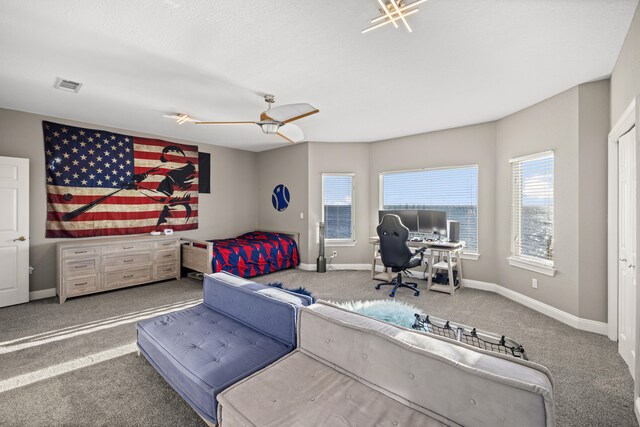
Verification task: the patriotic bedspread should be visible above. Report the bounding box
[210,232,299,278]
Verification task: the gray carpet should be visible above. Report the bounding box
[0,270,636,426]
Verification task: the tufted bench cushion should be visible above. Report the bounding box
[217,350,447,427]
[137,272,312,424]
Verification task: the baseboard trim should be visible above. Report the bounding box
[462,279,608,335]
[298,263,371,271]
[29,288,56,301]
[298,263,315,271]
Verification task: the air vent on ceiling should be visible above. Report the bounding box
[54,78,82,93]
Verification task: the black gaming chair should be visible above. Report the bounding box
[375,214,426,297]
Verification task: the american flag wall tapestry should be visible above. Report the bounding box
[43,121,199,238]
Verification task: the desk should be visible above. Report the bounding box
[369,237,464,296]
[426,243,464,296]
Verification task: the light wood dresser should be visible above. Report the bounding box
[56,235,181,303]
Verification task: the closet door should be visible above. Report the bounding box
[618,127,637,379]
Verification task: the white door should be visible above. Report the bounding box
[618,127,637,379]
[0,156,29,308]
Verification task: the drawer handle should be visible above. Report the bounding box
[123,246,133,250]
[74,250,88,254]
[163,254,173,258]
[123,274,134,279]
[123,259,134,263]
[74,265,88,269]
[75,282,88,286]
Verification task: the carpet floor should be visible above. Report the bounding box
[0,269,636,426]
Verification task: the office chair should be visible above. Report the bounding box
[375,214,426,297]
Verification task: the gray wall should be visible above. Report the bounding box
[369,123,498,283]
[577,81,611,322]
[611,2,640,125]
[610,2,640,410]
[307,142,370,265]
[495,80,610,322]
[256,143,309,263]
[0,108,259,292]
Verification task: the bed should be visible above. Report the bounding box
[181,230,300,278]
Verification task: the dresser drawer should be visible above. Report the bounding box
[63,258,99,277]
[104,267,152,289]
[62,247,99,258]
[155,240,178,249]
[156,249,178,263]
[64,275,97,295]
[155,263,178,279]
[102,242,152,254]
[104,252,152,269]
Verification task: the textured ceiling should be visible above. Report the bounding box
[0,0,637,151]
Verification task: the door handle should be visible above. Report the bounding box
[620,258,628,262]
[13,236,26,242]
[630,264,636,269]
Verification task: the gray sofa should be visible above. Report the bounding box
[217,301,555,426]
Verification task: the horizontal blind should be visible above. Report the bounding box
[322,174,354,240]
[381,166,478,252]
[511,152,554,263]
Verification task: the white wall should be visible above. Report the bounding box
[0,108,259,292]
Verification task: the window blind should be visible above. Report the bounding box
[511,152,554,264]
[381,165,478,252]
[322,174,354,240]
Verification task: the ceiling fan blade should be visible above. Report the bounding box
[262,103,319,124]
[195,121,256,125]
[276,123,304,144]
[163,113,198,124]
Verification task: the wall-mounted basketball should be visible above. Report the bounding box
[272,184,290,211]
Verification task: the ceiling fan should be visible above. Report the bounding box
[196,94,319,144]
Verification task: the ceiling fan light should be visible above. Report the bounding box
[257,121,281,135]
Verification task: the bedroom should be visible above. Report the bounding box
[1,0,640,426]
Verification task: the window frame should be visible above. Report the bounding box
[378,164,480,256]
[508,150,556,276]
[321,172,356,243]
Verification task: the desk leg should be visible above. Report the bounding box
[457,250,463,289]
[448,255,455,296]
[371,246,377,279]
[427,251,435,291]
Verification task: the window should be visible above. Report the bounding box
[322,173,354,241]
[380,165,479,253]
[510,151,554,270]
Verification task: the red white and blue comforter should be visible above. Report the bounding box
[209,231,299,278]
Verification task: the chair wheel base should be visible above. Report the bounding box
[375,284,381,290]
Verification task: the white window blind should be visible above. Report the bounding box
[322,174,354,240]
[511,151,554,264]
[381,165,478,252]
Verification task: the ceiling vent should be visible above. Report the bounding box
[54,78,82,93]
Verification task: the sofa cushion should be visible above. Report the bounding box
[137,303,291,423]
[296,301,555,427]
[217,351,447,427]
[203,272,312,347]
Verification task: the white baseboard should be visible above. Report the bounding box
[29,288,56,301]
[462,279,608,335]
[298,263,371,271]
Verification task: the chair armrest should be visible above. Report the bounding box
[413,246,427,256]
